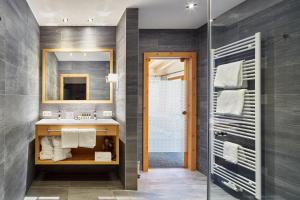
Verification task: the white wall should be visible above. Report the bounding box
[148,77,185,153]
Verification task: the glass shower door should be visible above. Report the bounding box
[207,0,299,199]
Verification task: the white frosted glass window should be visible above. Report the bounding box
[148,77,185,153]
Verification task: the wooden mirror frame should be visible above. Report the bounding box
[60,74,90,101]
[42,48,113,104]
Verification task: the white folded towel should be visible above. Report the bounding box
[214,60,244,88]
[223,141,240,164]
[39,150,53,160]
[53,148,72,162]
[52,136,72,162]
[39,137,54,160]
[78,129,96,148]
[216,89,246,116]
[40,136,53,151]
[61,128,79,148]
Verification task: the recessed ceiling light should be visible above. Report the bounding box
[62,18,69,23]
[88,18,94,22]
[186,3,197,9]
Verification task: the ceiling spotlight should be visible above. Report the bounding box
[62,18,69,23]
[88,18,94,22]
[186,3,197,9]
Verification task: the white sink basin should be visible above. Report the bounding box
[36,118,119,125]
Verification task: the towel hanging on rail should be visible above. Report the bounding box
[214,60,244,88]
[216,89,246,116]
[78,128,96,148]
[61,128,79,148]
[223,141,240,164]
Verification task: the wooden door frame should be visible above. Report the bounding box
[143,52,197,172]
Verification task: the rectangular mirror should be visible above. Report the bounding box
[42,49,113,103]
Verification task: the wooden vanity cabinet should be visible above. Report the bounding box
[35,124,119,165]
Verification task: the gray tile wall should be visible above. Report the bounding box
[196,25,209,175]
[210,0,300,199]
[116,8,139,190]
[40,26,116,117]
[0,0,40,199]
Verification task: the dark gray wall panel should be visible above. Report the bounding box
[0,0,40,199]
[116,8,139,190]
[40,26,116,117]
[196,25,209,175]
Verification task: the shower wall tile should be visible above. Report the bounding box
[210,0,300,199]
[0,0,40,199]
[0,163,3,200]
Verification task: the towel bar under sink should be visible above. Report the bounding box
[47,129,108,132]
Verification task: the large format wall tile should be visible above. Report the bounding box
[116,8,139,190]
[0,0,40,199]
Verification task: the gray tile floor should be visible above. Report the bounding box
[25,168,237,200]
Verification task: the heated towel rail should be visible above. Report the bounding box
[210,32,261,199]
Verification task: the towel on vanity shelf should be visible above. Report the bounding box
[39,137,53,160]
[52,136,72,162]
[216,89,246,116]
[223,141,240,164]
[214,60,244,88]
[78,129,96,148]
[61,128,79,148]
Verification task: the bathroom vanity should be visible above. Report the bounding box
[35,119,119,165]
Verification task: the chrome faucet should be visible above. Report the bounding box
[58,110,62,120]
[93,110,97,120]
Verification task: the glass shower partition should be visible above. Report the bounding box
[207,0,299,199]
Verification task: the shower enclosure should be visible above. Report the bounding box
[208,0,300,199]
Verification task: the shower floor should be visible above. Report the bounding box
[25,168,237,200]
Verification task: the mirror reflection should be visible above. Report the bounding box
[43,50,113,103]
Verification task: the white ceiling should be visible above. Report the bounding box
[26,0,245,29]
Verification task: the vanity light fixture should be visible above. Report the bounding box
[106,73,118,83]
[62,17,69,23]
[186,3,197,9]
[106,73,119,89]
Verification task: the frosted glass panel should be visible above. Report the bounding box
[148,77,185,153]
